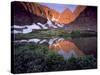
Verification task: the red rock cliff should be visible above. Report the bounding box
[15,2,86,24]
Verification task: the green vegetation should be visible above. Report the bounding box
[14,29,97,40]
[13,29,97,73]
[14,29,66,40]
[14,43,97,73]
[71,30,81,37]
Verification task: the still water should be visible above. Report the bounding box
[14,37,97,59]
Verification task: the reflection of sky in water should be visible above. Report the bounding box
[49,39,84,59]
[15,38,84,59]
[41,3,77,13]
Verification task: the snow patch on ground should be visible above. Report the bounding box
[12,19,64,34]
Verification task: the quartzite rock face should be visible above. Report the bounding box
[12,1,86,25]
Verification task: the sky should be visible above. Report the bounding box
[41,3,77,13]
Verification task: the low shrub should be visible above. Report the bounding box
[13,43,97,73]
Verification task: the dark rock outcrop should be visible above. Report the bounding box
[11,1,86,25]
[11,1,47,26]
[70,6,97,31]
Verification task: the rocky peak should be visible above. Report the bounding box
[12,1,87,25]
[73,6,86,20]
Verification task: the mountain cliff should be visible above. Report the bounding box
[69,6,97,31]
[11,1,86,25]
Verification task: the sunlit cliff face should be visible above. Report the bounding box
[49,40,84,59]
[19,2,86,24]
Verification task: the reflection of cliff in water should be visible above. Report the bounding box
[14,36,97,59]
[49,40,84,59]
[72,37,97,58]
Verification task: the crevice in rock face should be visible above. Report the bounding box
[11,1,88,25]
[11,1,47,26]
[11,1,97,33]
